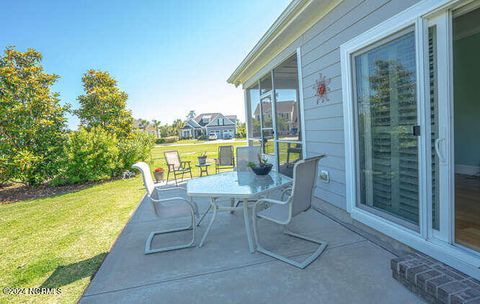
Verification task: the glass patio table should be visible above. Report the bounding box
[187,171,292,252]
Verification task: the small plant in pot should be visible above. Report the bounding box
[247,154,273,176]
[153,167,165,183]
[197,152,207,165]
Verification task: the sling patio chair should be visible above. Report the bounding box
[251,155,328,269]
[235,146,261,172]
[164,150,192,185]
[214,145,235,174]
[132,162,200,254]
[228,146,265,212]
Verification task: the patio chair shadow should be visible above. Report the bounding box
[40,253,108,288]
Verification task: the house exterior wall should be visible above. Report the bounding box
[244,0,420,211]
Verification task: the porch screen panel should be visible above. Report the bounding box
[273,54,303,177]
[247,85,261,138]
[354,30,419,225]
[273,55,301,141]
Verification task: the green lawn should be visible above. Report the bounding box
[151,140,247,177]
[0,141,246,304]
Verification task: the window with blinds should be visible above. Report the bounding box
[353,29,420,226]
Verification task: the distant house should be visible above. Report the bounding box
[134,119,157,137]
[253,100,298,137]
[180,113,237,139]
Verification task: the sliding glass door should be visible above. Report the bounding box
[452,5,480,253]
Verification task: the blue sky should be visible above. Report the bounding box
[0,0,290,129]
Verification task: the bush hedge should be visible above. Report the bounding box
[53,127,155,185]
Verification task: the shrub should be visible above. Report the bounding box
[54,127,119,185]
[118,130,155,172]
[53,128,155,185]
[197,135,208,140]
[155,138,165,144]
[163,136,178,143]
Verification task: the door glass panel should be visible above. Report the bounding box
[278,142,302,177]
[428,25,440,230]
[273,55,301,141]
[453,7,480,252]
[248,85,261,138]
[354,29,419,226]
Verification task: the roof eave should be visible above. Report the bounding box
[227,0,340,87]
[227,0,308,87]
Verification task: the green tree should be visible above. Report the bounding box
[172,119,184,136]
[236,122,246,138]
[151,119,161,138]
[159,124,170,138]
[138,119,149,131]
[76,70,134,138]
[0,47,68,185]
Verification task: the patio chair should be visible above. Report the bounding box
[164,150,192,185]
[214,145,235,174]
[236,146,261,171]
[132,162,199,254]
[251,155,327,269]
[227,146,263,212]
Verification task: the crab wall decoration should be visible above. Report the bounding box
[313,73,331,103]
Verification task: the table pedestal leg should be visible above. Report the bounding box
[243,198,255,253]
[199,198,217,247]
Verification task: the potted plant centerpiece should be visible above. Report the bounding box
[197,152,208,165]
[153,167,165,183]
[248,154,273,176]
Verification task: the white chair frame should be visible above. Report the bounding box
[133,162,199,254]
[251,155,328,269]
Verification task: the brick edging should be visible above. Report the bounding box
[391,253,480,304]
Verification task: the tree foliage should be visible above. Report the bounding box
[76,70,134,138]
[151,119,161,139]
[55,127,120,185]
[54,127,155,185]
[0,47,68,185]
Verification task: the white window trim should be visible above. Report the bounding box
[341,0,480,279]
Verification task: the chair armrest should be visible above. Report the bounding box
[252,198,290,218]
[181,161,191,168]
[151,196,198,214]
[156,187,187,195]
[255,198,289,206]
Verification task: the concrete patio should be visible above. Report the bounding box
[80,185,423,304]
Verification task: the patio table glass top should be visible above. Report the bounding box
[187,171,292,199]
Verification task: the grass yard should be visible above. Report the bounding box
[0,141,246,304]
[151,140,247,178]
